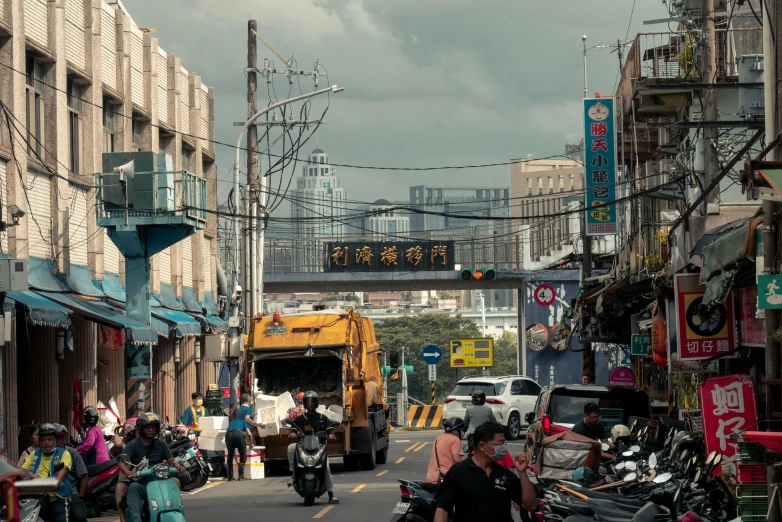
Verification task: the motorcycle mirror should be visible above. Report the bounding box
[623,472,638,483]
[706,451,717,466]
[649,453,658,469]
[616,462,626,470]
[680,449,690,462]
[693,469,702,483]
[622,450,634,457]
[712,453,722,467]
[625,461,638,471]
[630,445,641,452]
[601,443,610,452]
[653,472,673,484]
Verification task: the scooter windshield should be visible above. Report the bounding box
[303,435,320,452]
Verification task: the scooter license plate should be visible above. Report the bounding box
[392,503,410,515]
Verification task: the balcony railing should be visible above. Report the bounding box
[617,27,762,98]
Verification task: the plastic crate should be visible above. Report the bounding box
[600,408,624,432]
[737,441,764,463]
[743,431,782,452]
[737,484,769,500]
[737,464,768,484]
[738,500,769,518]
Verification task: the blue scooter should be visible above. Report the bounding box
[125,463,188,522]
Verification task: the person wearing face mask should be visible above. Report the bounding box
[181,392,209,435]
[434,422,536,522]
[22,423,73,522]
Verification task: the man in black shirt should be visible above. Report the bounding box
[570,403,614,459]
[435,421,536,522]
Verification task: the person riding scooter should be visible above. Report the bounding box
[114,419,138,522]
[463,391,497,449]
[286,391,339,504]
[118,413,185,522]
[54,424,88,522]
[21,423,72,522]
[77,407,110,466]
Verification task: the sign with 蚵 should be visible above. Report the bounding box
[631,334,651,356]
[449,338,494,368]
[699,374,757,465]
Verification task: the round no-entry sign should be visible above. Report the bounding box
[534,284,556,306]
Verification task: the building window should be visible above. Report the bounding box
[132,119,144,151]
[183,149,192,172]
[26,56,45,158]
[103,98,115,154]
[67,79,83,174]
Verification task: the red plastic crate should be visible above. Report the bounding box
[743,431,782,452]
[738,464,768,484]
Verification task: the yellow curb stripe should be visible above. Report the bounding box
[352,484,366,493]
[377,470,389,476]
[313,505,335,519]
[395,457,405,464]
[414,442,429,452]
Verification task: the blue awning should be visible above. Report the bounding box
[37,291,158,345]
[152,307,201,337]
[159,283,184,310]
[181,287,203,314]
[101,274,126,302]
[94,301,169,339]
[28,257,69,292]
[6,291,71,328]
[203,291,221,317]
[66,265,104,298]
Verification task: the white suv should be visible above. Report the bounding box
[443,376,541,440]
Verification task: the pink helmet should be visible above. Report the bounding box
[123,418,138,435]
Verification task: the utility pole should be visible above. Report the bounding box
[247,19,259,322]
[401,348,408,427]
[582,34,588,99]
[701,0,719,210]
[581,34,594,382]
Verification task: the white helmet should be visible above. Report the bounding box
[611,424,631,440]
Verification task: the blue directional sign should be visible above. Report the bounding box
[422,345,442,365]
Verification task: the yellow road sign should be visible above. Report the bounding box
[449,338,494,368]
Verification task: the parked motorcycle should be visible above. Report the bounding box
[290,431,329,506]
[389,479,440,522]
[83,458,121,516]
[7,477,60,522]
[178,447,209,492]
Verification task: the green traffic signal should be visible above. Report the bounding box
[381,366,392,377]
[403,365,413,375]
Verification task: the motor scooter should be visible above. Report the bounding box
[124,462,189,522]
[178,448,209,492]
[290,432,328,506]
[83,458,120,516]
[389,479,441,522]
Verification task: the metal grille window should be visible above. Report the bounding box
[67,79,83,174]
[182,149,192,172]
[102,99,115,154]
[25,56,45,158]
[132,119,143,151]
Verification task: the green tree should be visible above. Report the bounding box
[374,315,521,404]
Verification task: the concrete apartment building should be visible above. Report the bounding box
[354,199,410,238]
[0,0,220,458]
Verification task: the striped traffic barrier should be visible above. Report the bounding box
[407,405,444,428]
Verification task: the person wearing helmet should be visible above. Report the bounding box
[77,406,110,466]
[113,419,138,522]
[463,390,497,448]
[226,393,266,481]
[610,424,631,442]
[286,391,339,504]
[54,424,89,522]
[181,392,209,436]
[426,417,465,484]
[21,423,73,522]
[119,413,185,522]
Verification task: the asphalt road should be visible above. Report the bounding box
[180,430,528,522]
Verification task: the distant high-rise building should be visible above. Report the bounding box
[355,200,410,238]
[291,149,348,238]
[408,186,510,238]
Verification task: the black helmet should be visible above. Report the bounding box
[84,406,100,427]
[302,391,319,412]
[471,390,486,406]
[53,424,68,437]
[137,412,161,437]
[38,423,57,438]
[444,417,464,433]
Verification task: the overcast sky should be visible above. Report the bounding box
[126,0,668,211]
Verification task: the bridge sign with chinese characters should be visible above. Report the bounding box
[699,374,757,470]
[584,98,618,235]
[325,241,455,272]
[674,274,735,361]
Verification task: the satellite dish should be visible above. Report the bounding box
[114,160,135,182]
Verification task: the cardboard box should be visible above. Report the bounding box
[228,446,265,479]
[199,416,228,431]
[198,429,226,451]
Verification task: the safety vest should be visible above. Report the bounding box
[189,406,206,431]
[30,447,72,500]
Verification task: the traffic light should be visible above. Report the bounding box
[391,371,399,380]
[403,365,414,375]
[381,366,392,377]
[390,352,400,368]
[460,267,497,280]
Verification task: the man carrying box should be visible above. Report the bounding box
[226,394,266,481]
[181,392,209,435]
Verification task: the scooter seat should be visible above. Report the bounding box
[87,459,117,476]
[419,483,439,494]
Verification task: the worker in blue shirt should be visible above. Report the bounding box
[181,392,209,434]
[225,393,265,480]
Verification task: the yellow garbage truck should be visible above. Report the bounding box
[243,309,389,470]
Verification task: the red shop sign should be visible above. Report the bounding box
[739,287,765,348]
[674,274,736,360]
[699,374,757,460]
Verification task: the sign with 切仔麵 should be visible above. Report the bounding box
[674,274,735,360]
[584,98,618,235]
[449,338,494,368]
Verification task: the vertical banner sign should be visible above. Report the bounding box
[738,287,764,347]
[584,98,618,235]
[674,274,735,360]
[699,374,758,470]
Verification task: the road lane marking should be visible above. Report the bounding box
[185,479,226,495]
[377,470,389,476]
[352,484,366,493]
[395,440,410,443]
[405,442,425,453]
[414,442,430,452]
[395,457,405,464]
[313,506,335,519]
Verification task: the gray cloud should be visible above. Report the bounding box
[126,0,666,212]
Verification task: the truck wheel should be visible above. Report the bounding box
[376,442,389,465]
[360,429,377,470]
[303,479,315,506]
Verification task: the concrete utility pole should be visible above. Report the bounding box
[582,34,588,100]
[247,20,259,322]
[701,0,719,210]
[581,33,594,383]
[401,348,408,427]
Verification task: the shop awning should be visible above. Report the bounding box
[101,274,126,302]
[6,291,71,328]
[94,301,169,339]
[151,307,202,337]
[182,287,203,314]
[38,291,158,345]
[28,257,69,292]
[699,218,759,307]
[182,287,227,333]
[159,283,184,310]
[66,265,104,298]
